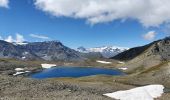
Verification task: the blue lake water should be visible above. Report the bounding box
[30,66,125,79]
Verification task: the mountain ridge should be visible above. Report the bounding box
[110,37,170,75]
[77,46,128,58]
[0,40,83,61]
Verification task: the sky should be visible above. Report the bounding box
[0,0,169,49]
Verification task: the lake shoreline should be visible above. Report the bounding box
[1,59,169,100]
[30,66,125,79]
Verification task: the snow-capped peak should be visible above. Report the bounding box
[13,42,28,45]
[77,46,129,58]
[88,46,128,52]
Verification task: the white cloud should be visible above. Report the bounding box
[30,34,50,39]
[143,31,157,40]
[16,33,25,43]
[0,0,9,8]
[4,34,25,43]
[35,0,170,27]
[5,35,13,43]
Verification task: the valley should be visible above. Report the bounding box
[1,0,170,99]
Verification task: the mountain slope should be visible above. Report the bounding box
[113,37,170,89]
[0,40,83,61]
[0,40,23,58]
[111,37,170,74]
[111,38,170,61]
[23,41,82,61]
[111,43,155,61]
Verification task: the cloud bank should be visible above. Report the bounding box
[35,0,170,27]
[0,0,9,8]
[30,34,50,39]
[4,34,25,43]
[143,31,157,40]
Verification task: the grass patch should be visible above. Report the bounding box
[139,61,168,74]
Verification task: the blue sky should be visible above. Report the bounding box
[0,0,168,49]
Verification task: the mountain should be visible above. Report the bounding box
[77,46,128,58]
[110,37,170,89]
[0,40,24,58]
[111,39,163,61]
[111,37,170,74]
[0,40,83,61]
[111,44,154,61]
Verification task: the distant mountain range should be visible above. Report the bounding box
[0,40,83,61]
[77,46,128,58]
[0,40,129,61]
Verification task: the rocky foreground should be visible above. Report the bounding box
[1,74,170,100]
[0,75,135,100]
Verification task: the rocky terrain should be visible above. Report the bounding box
[111,37,170,91]
[111,37,170,73]
[0,75,111,100]
[0,40,83,61]
[0,75,137,100]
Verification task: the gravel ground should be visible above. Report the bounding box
[0,75,112,100]
[0,75,133,100]
[1,74,170,100]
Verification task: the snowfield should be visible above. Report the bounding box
[41,64,56,69]
[118,67,128,70]
[96,60,112,64]
[103,85,164,100]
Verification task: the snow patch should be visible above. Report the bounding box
[13,71,30,76]
[118,61,125,64]
[96,60,112,64]
[13,68,30,76]
[23,52,29,55]
[15,68,24,71]
[22,56,26,60]
[13,72,26,76]
[119,67,127,70]
[25,71,30,73]
[16,42,28,45]
[103,85,164,100]
[41,64,56,69]
[13,42,28,46]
